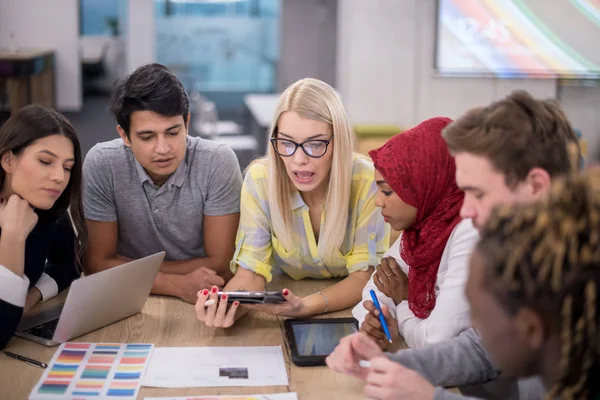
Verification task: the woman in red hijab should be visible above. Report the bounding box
[352,117,479,350]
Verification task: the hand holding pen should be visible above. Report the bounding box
[369,289,393,343]
[359,290,400,350]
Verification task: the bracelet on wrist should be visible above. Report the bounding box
[317,291,329,314]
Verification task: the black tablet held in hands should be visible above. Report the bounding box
[216,290,286,304]
[284,318,359,367]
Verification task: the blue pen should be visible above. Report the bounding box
[369,289,393,343]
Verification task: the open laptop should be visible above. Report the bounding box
[16,251,166,346]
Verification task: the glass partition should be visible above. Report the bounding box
[154,0,280,95]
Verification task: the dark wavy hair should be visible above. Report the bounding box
[110,63,190,136]
[0,105,87,267]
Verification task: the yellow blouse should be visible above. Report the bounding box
[230,155,390,282]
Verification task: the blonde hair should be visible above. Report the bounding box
[252,78,355,264]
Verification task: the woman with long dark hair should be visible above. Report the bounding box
[0,105,87,349]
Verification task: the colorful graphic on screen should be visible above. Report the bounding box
[436,0,600,78]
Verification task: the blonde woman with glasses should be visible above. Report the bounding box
[195,78,389,327]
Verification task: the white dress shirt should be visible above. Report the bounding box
[0,266,58,307]
[0,266,30,307]
[352,218,479,349]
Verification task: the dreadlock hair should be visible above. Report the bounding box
[476,169,600,400]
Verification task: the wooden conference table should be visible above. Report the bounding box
[0,276,386,400]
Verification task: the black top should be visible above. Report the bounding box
[0,212,80,349]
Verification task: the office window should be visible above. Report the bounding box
[80,0,121,36]
[154,0,280,93]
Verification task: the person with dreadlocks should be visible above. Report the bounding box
[352,117,479,350]
[329,170,600,400]
[464,171,600,400]
[326,90,582,400]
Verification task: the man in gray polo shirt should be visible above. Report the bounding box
[83,63,242,304]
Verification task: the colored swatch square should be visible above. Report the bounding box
[93,350,119,355]
[120,356,147,364]
[72,390,100,396]
[122,350,150,357]
[125,344,151,350]
[38,380,70,395]
[64,343,91,350]
[95,344,121,350]
[48,364,79,379]
[110,381,139,389]
[57,349,87,363]
[75,380,105,390]
[116,364,145,372]
[113,372,141,380]
[81,365,111,379]
[107,381,138,397]
[89,354,117,364]
[107,388,136,397]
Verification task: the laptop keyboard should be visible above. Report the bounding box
[23,318,59,339]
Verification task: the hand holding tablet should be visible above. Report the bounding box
[204,290,286,306]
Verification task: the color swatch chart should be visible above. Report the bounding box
[29,342,154,400]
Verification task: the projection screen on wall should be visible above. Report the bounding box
[435,0,600,79]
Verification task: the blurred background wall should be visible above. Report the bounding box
[0,0,598,168]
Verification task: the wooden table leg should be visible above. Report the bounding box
[7,77,28,114]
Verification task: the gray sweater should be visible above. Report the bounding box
[388,328,547,400]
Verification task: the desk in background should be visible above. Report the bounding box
[0,276,369,400]
[244,93,280,157]
[0,49,55,114]
[353,124,402,156]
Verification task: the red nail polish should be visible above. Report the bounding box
[222,294,227,300]
[234,301,240,306]
[202,289,209,296]
[211,287,218,293]
[282,289,289,296]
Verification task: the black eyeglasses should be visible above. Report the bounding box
[270,135,333,158]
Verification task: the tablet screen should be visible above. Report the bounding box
[292,322,358,356]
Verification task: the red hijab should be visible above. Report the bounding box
[369,117,464,319]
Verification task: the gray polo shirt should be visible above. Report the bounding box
[82,136,242,261]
